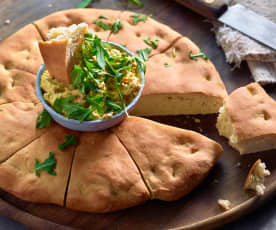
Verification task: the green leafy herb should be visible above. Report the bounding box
[36,109,51,129]
[93,20,111,31]
[143,37,159,49]
[59,135,78,150]
[94,36,107,70]
[121,44,127,47]
[134,56,146,73]
[112,18,123,34]
[54,96,92,123]
[172,47,176,58]
[131,14,152,25]
[164,63,171,67]
[137,48,152,61]
[35,152,56,177]
[75,0,93,8]
[128,0,144,8]
[99,15,108,19]
[86,94,105,116]
[105,98,122,112]
[189,49,209,61]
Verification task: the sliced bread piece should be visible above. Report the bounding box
[244,159,270,196]
[38,23,88,84]
[112,116,222,201]
[66,131,150,213]
[131,37,228,116]
[217,83,276,154]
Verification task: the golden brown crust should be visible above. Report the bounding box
[112,116,222,201]
[34,8,121,41]
[0,67,38,105]
[226,83,276,141]
[244,159,261,190]
[143,37,227,99]
[39,40,70,84]
[108,11,182,55]
[66,131,150,213]
[0,102,47,163]
[0,24,43,74]
[0,125,77,205]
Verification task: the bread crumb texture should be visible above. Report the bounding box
[244,159,270,196]
[218,199,231,211]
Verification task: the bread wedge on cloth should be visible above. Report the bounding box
[217,83,276,154]
[0,125,77,205]
[0,102,47,163]
[38,23,88,85]
[112,116,222,201]
[66,131,150,213]
[132,37,228,116]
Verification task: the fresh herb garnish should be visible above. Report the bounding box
[189,49,209,61]
[172,47,176,58]
[128,0,144,8]
[93,20,111,31]
[59,135,78,150]
[112,18,123,34]
[75,0,93,8]
[36,109,51,129]
[99,15,108,19]
[144,38,159,49]
[35,152,56,177]
[131,14,152,25]
[86,94,105,116]
[137,48,152,61]
[165,63,171,67]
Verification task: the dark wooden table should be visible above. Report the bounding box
[1,0,276,229]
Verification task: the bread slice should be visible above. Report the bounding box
[66,131,150,213]
[38,23,88,85]
[131,37,228,116]
[0,125,77,205]
[244,159,270,196]
[112,116,222,201]
[216,83,276,154]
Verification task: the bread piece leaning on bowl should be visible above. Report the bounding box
[38,23,88,85]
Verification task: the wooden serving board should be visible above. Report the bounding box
[1,0,276,230]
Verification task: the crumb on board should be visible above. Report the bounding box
[4,19,11,25]
[218,199,231,211]
[236,162,241,168]
[48,3,53,7]
[194,118,200,123]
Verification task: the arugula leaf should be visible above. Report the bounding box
[143,37,159,49]
[112,19,123,34]
[134,56,146,73]
[86,94,105,116]
[99,15,108,19]
[189,49,209,61]
[36,109,51,129]
[131,14,152,25]
[164,63,171,67]
[94,37,107,70]
[137,48,152,61]
[93,20,111,31]
[75,0,93,8]
[106,98,122,112]
[35,152,56,177]
[72,65,84,88]
[59,135,78,150]
[128,0,144,8]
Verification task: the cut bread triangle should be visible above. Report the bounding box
[217,82,276,154]
[132,37,228,116]
[112,116,222,201]
[66,131,150,213]
[0,125,77,206]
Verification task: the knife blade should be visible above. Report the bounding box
[175,0,276,51]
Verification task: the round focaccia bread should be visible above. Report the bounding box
[0,8,225,213]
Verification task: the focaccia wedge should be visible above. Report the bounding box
[132,37,228,116]
[66,131,150,213]
[0,125,77,205]
[217,83,276,154]
[112,116,222,201]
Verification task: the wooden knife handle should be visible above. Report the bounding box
[175,0,228,20]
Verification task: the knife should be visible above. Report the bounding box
[174,0,276,51]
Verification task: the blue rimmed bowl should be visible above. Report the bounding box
[36,42,145,132]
